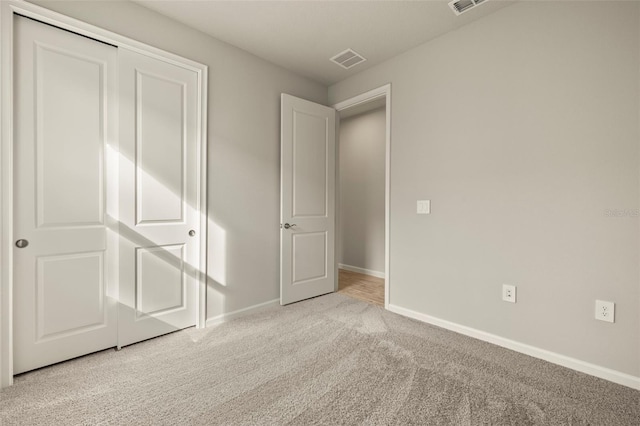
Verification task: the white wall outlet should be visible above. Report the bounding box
[417,200,430,214]
[595,300,615,323]
[502,284,516,303]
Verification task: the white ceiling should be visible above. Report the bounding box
[135,0,514,86]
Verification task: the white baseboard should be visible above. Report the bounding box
[387,304,640,390]
[339,263,385,279]
[206,298,279,327]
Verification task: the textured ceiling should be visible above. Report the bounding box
[135,0,514,86]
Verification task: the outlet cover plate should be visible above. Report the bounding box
[502,284,516,303]
[595,300,615,323]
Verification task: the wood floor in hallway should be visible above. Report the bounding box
[337,269,384,307]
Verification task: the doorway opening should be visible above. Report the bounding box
[333,85,391,309]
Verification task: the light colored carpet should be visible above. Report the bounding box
[1,293,638,425]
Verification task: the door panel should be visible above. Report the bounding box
[118,48,199,347]
[13,16,118,374]
[280,94,336,305]
[135,244,186,316]
[293,111,328,217]
[37,252,105,339]
[36,44,105,227]
[135,71,186,224]
[292,232,327,283]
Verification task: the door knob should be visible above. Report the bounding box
[15,239,29,248]
[188,230,196,237]
[283,223,297,229]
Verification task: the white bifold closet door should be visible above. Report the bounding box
[13,16,200,373]
[13,16,118,374]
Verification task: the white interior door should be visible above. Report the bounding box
[117,48,200,347]
[13,16,118,373]
[280,94,336,305]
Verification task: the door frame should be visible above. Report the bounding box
[0,0,209,387]
[332,84,391,309]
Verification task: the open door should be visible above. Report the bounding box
[280,94,336,305]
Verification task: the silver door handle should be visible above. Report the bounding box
[189,230,196,237]
[15,239,29,248]
[283,223,297,229]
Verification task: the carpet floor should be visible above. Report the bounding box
[1,293,639,425]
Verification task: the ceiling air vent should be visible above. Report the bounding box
[449,0,489,16]
[330,48,366,70]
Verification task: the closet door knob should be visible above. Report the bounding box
[15,239,29,248]
[188,230,196,237]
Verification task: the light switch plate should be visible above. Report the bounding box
[417,200,430,214]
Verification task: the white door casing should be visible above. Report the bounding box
[117,48,200,347]
[280,94,336,305]
[332,84,392,309]
[12,16,118,374]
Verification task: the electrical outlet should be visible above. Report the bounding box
[595,300,615,323]
[502,284,516,303]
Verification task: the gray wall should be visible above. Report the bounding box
[329,1,640,376]
[29,0,328,318]
[339,107,386,274]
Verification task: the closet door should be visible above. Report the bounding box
[13,16,118,373]
[117,48,200,347]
